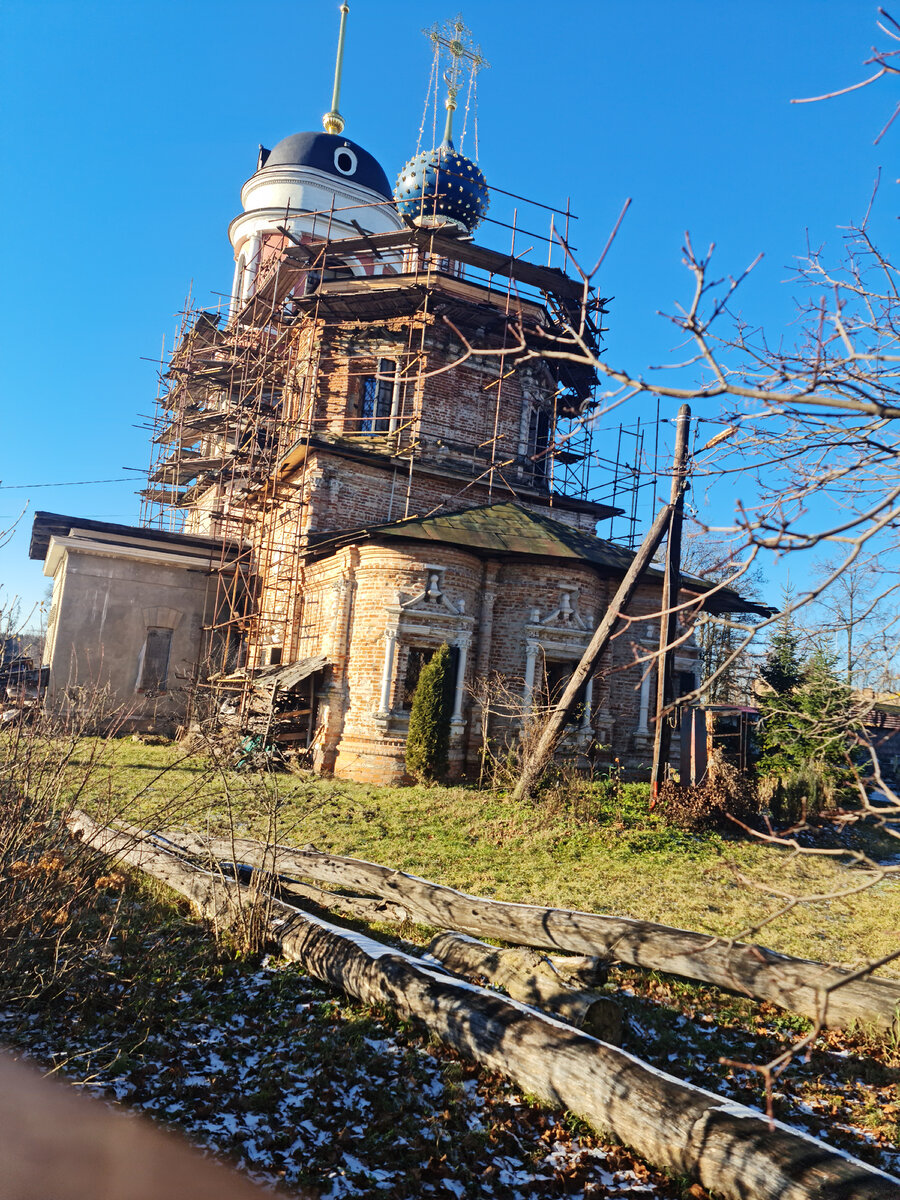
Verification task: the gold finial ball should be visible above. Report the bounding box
[323,110,345,135]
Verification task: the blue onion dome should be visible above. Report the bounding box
[261,131,393,199]
[393,138,489,233]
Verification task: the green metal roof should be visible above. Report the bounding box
[365,502,638,568]
[310,502,771,616]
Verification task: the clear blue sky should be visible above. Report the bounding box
[0,0,893,622]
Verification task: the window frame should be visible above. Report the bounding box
[356,358,395,434]
[136,627,173,694]
[398,643,460,712]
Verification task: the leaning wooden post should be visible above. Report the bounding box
[511,502,675,802]
[650,404,691,798]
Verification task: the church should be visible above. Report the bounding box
[30,12,763,782]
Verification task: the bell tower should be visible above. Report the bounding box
[227,3,404,316]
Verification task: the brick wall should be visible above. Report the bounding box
[284,540,696,784]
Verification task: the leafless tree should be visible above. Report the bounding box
[458,9,900,1070]
[807,550,900,689]
[680,528,766,704]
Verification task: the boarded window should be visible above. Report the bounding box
[138,628,172,692]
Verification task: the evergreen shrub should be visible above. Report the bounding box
[757,628,862,822]
[404,643,453,783]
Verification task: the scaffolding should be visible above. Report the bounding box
[139,189,664,730]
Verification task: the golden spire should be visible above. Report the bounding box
[323,3,350,136]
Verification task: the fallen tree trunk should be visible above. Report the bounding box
[276,878,409,925]
[427,931,622,1043]
[545,952,610,988]
[119,823,410,927]
[68,811,900,1200]
[155,828,900,1031]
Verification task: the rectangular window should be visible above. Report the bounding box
[542,660,586,725]
[358,359,394,434]
[400,645,459,711]
[137,627,172,693]
[401,646,435,710]
[527,408,551,484]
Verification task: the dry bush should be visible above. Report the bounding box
[658,747,761,831]
[757,765,847,827]
[0,704,134,1005]
[0,687,261,1002]
[469,671,598,797]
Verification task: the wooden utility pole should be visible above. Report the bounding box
[650,404,691,798]
[511,501,675,802]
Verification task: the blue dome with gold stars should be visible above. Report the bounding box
[393,138,489,233]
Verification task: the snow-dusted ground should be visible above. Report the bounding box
[4,941,899,1197]
[1,959,673,1199]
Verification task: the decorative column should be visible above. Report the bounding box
[230,254,246,319]
[451,634,471,726]
[388,362,403,434]
[580,674,594,732]
[474,565,498,680]
[523,638,540,710]
[634,653,654,751]
[377,628,398,717]
[242,233,262,302]
[637,660,652,735]
[464,561,499,769]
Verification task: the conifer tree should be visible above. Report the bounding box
[757,636,861,819]
[760,608,804,696]
[405,643,453,783]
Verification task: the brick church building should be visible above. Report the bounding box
[31,15,764,782]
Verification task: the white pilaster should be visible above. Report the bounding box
[523,637,540,709]
[388,362,403,433]
[377,628,398,716]
[242,232,262,301]
[637,656,652,736]
[230,254,246,318]
[451,634,471,724]
[581,673,594,730]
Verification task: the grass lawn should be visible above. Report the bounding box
[68,738,900,973]
[6,731,900,1193]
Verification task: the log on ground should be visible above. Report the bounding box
[427,931,622,1043]
[121,823,410,927]
[69,811,900,1200]
[156,829,900,1031]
